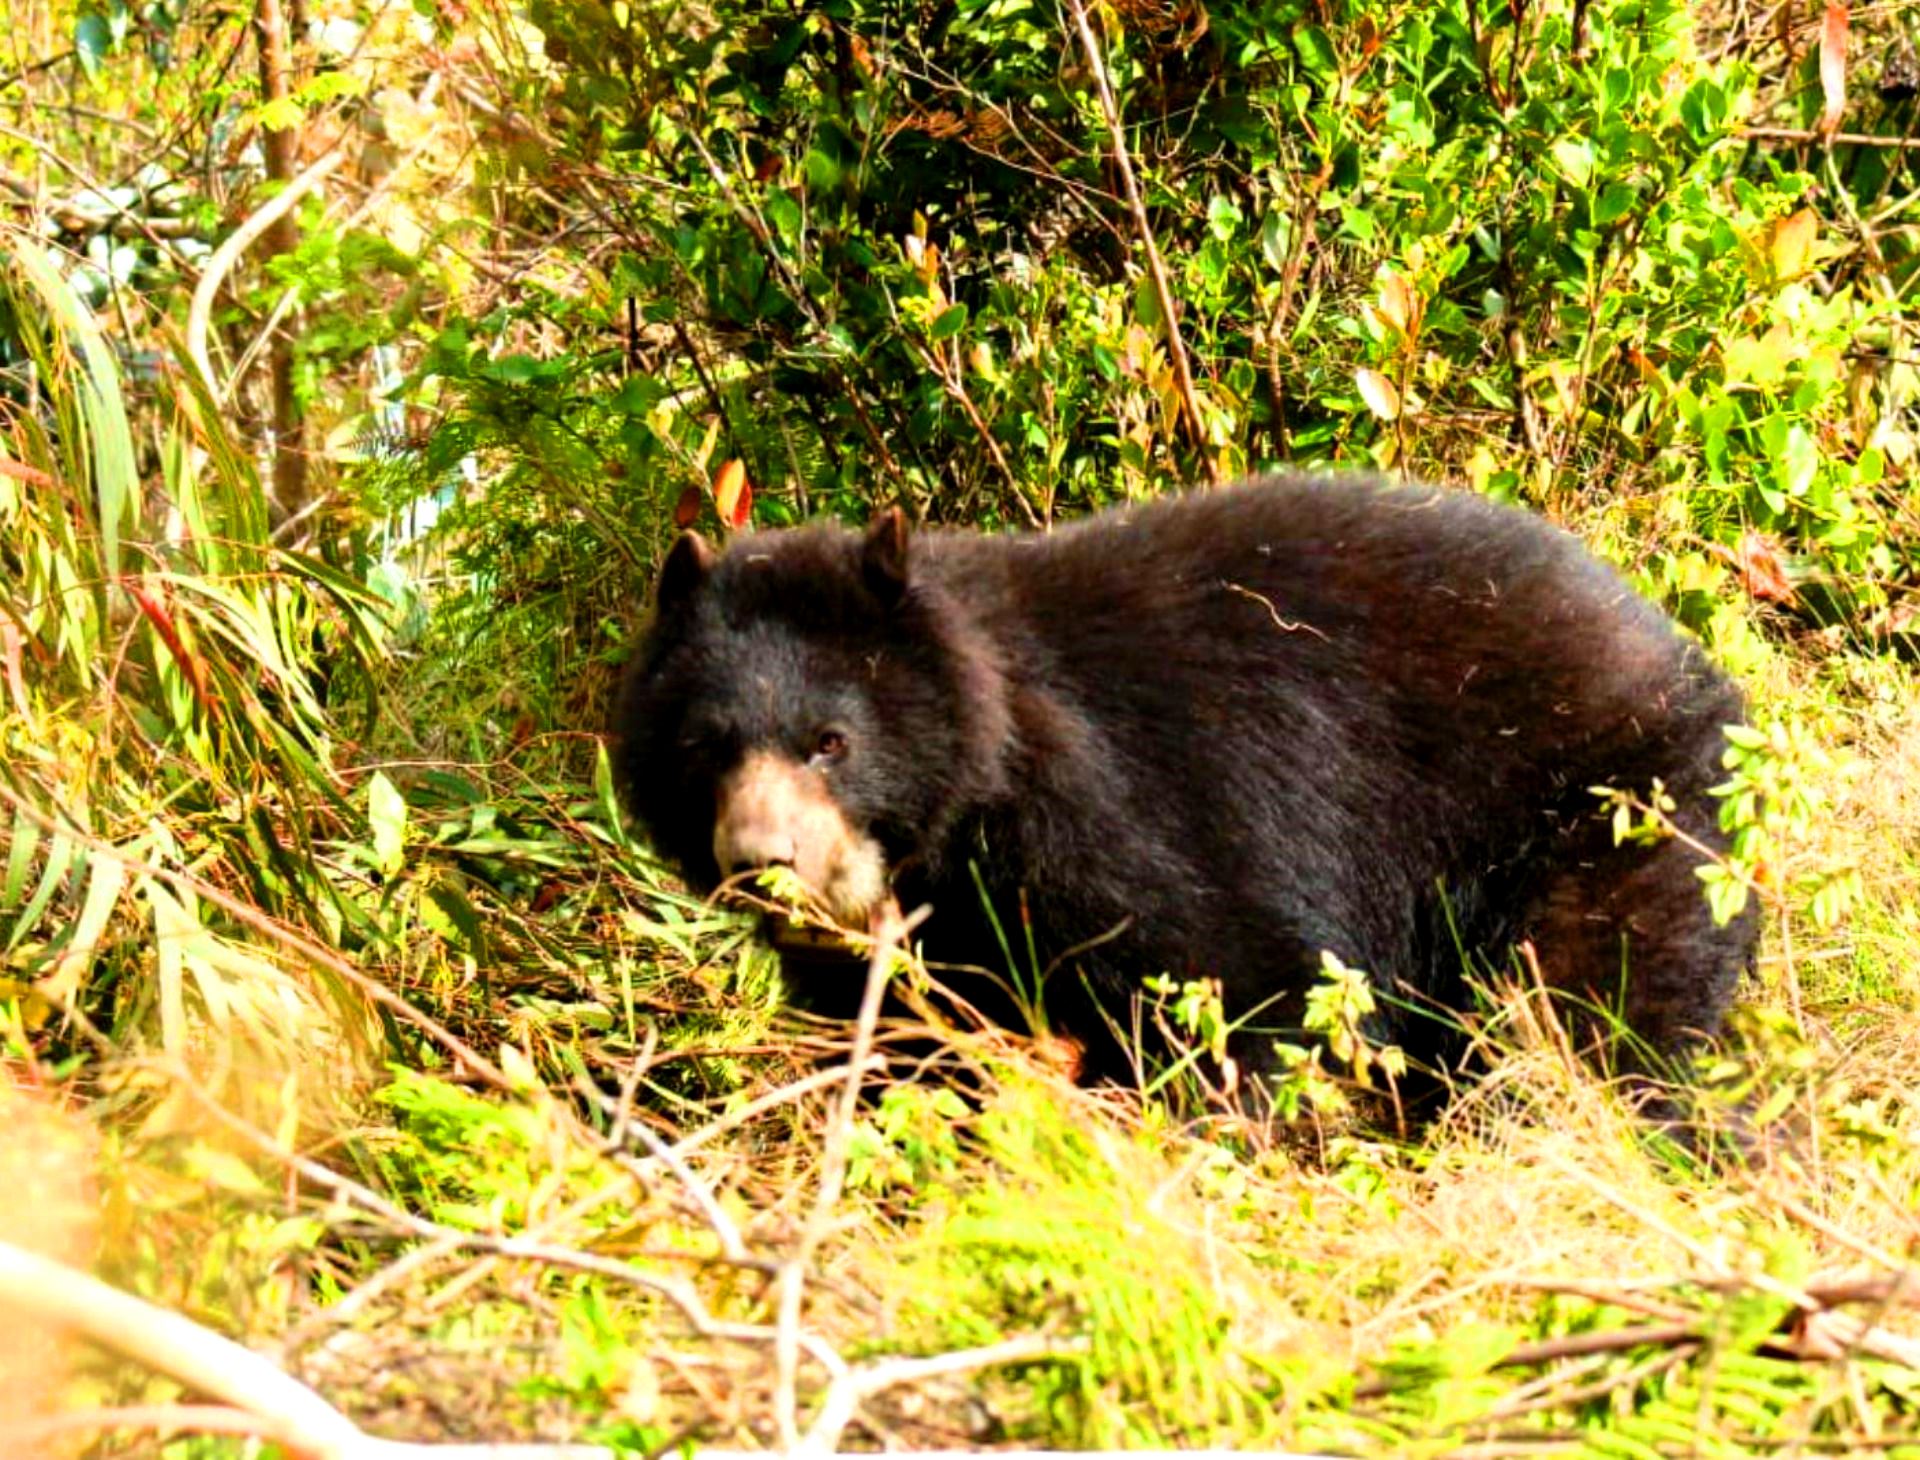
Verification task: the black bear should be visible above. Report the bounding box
[615,475,1755,1091]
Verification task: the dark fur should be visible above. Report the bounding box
[616,475,1756,1085]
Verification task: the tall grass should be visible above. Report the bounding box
[0,228,383,1087]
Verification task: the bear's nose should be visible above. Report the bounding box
[714,824,797,875]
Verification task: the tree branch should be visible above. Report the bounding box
[1065,0,1220,483]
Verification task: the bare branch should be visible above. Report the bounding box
[1064,0,1220,484]
[185,144,347,405]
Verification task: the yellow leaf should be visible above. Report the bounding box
[1722,322,1799,389]
[1468,445,1497,493]
[1375,269,1416,337]
[1355,367,1401,421]
[1770,209,1818,282]
[501,1042,539,1091]
[692,417,719,474]
[36,856,125,1011]
[184,1144,269,1196]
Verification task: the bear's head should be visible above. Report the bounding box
[615,509,1009,925]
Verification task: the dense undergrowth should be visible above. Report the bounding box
[6,0,1920,1453]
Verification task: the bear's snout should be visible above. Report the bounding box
[712,752,889,925]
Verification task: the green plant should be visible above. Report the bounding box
[1269,952,1408,1123]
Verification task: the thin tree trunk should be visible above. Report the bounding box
[253,0,307,520]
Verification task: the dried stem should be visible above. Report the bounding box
[1743,124,1920,150]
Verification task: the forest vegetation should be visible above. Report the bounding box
[5,0,1920,1452]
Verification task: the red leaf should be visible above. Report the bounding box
[673,484,703,529]
[1820,0,1849,137]
[713,458,752,530]
[0,617,27,720]
[124,577,213,710]
[1708,533,1796,605]
[0,457,53,488]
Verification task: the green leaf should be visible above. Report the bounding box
[7,831,74,954]
[1680,78,1728,142]
[73,12,111,80]
[1550,138,1595,188]
[1259,210,1291,272]
[424,881,487,955]
[803,148,841,193]
[1132,273,1163,330]
[2,813,41,914]
[485,353,540,384]
[764,189,803,245]
[1338,204,1376,244]
[369,772,407,877]
[612,375,664,415]
[1761,415,1819,501]
[593,743,633,849]
[1592,183,1636,227]
[255,96,306,132]
[6,232,140,584]
[1293,25,1337,79]
[41,853,124,1006]
[928,302,969,341]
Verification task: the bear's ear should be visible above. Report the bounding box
[862,506,911,607]
[656,531,716,615]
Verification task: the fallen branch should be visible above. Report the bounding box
[0,169,202,237]
[159,1067,845,1376]
[0,1240,367,1458]
[0,1240,1108,1459]
[802,1332,1085,1451]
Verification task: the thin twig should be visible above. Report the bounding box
[802,1333,1085,1452]
[1478,1341,1700,1422]
[658,1059,890,1160]
[1742,125,1920,150]
[1543,1152,1920,1369]
[1354,1322,1699,1398]
[1063,0,1220,483]
[902,333,1040,527]
[0,1243,641,1457]
[163,1069,848,1375]
[601,1088,748,1261]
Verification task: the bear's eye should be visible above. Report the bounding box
[677,722,726,760]
[810,728,849,767]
